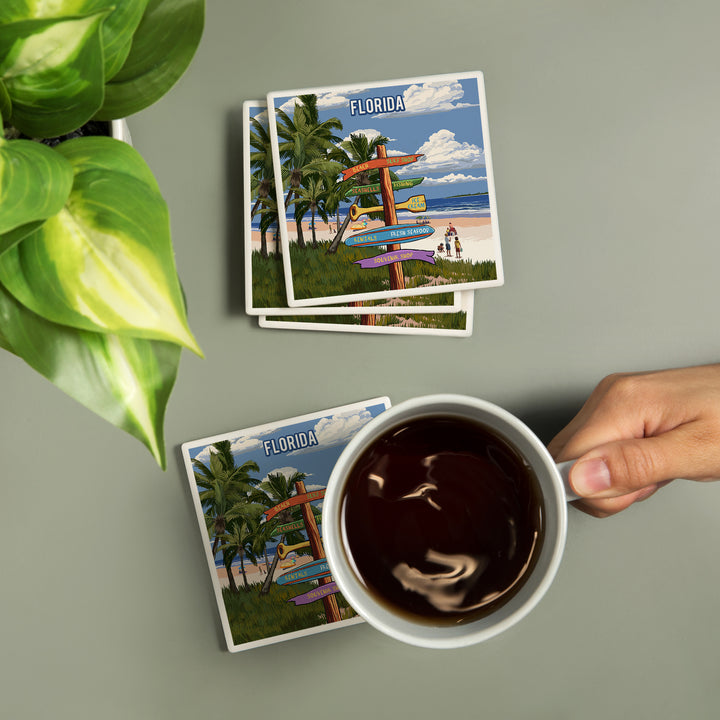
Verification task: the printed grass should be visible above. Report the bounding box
[287,240,496,300]
[222,580,357,646]
[251,246,459,309]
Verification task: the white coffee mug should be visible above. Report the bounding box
[323,394,577,649]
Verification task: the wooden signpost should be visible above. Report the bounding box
[264,480,341,624]
[343,145,434,292]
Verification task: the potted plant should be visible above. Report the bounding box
[0,0,205,468]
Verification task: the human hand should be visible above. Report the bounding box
[548,364,720,517]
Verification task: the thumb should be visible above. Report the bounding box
[569,426,701,499]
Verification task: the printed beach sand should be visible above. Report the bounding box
[251,215,494,262]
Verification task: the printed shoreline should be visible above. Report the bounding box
[216,554,314,589]
[251,215,494,262]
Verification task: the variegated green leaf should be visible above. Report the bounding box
[0,80,11,121]
[0,321,12,353]
[0,280,179,467]
[0,136,202,355]
[0,1,150,82]
[97,0,204,119]
[0,11,108,137]
[0,220,44,257]
[0,135,73,234]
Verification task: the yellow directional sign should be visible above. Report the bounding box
[277,541,310,560]
[349,194,426,222]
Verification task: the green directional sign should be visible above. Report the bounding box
[275,519,317,534]
[345,177,424,197]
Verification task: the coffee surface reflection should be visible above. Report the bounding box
[340,416,545,624]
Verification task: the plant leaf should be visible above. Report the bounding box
[0,135,73,234]
[0,79,11,122]
[0,322,13,353]
[97,0,204,120]
[0,220,44,257]
[0,280,180,468]
[0,136,202,355]
[0,11,108,137]
[88,0,150,80]
[0,1,150,82]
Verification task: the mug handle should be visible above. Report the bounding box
[556,460,581,502]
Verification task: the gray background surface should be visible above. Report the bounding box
[2,1,719,718]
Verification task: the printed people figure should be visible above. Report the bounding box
[437,241,445,255]
[455,236,462,258]
[444,230,452,256]
[448,222,457,237]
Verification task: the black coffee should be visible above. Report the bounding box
[340,415,545,625]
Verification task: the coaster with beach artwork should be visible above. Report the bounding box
[266,71,504,308]
[244,99,463,319]
[181,398,391,651]
[259,290,474,337]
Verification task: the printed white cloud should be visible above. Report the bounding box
[420,172,487,186]
[192,445,215,464]
[313,409,374,448]
[316,91,351,110]
[230,436,264,454]
[374,79,476,118]
[193,436,264,465]
[404,80,466,113]
[252,109,269,125]
[397,129,485,173]
[278,98,298,115]
[261,466,313,484]
[280,89,368,115]
[342,128,396,144]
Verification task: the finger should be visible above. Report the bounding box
[569,421,711,499]
[571,486,657,518]
[571,481,671,518]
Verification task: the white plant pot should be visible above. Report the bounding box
[111,119,132,145]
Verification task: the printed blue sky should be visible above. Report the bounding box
[267,73,491,200]
[188,401,389,509]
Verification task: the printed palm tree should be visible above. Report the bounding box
[217,506,265,592]
[291,173,331,247]
[193,441,260,559]
[252,469,308,594]
[256,195,279,258]
[249,114,275,220]
[325,132,392,254]
[275,94,342,248]
[249,114,277,258]
[246,514,281,579]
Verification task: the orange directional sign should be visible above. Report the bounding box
[264,489,325,521]
[341,154,423,181]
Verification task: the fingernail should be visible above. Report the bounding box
[572,458,612,496]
